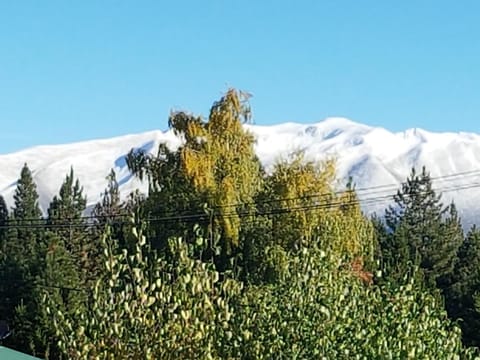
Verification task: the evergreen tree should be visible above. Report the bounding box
[8,163,43,266]
[91,169,129,275]
[92,169,125,237]
[48,167,86,223]
[37,230,85,358]
[13,164,42,220]
[8,163,43,281]
[446,225,480,347]
[0,195,12,332]
[92,169,122,223]
[0,195,7,253]
[436,203,464,289]
[1,163,45,356]
[0,195,9,323]
[381,167,462,289]
[47,168,91,281]
[11,163,42,257]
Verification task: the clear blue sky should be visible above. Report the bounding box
[1,1,479,153]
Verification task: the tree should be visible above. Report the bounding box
[12,164,42,220]
[92,168,126,233]
[48,220,476,359]
[48,167,86,223]
[228,246,474,359]
[92,169,122,224]
[8,163,43,270]
[0,195,10,337]
[37,230,85,359]
[48,220,240,359]
[170,89,261,252]
[91,169,132,278]
[0,195,7,253]
[128,89,263,266]
[0,163,46,356]
[436,203,464,289]
[381,167,462,289]
[262,151,336,251]
[245,153,376,284]
[127,144,204,252]
[47,168,89,278]
[446,225,480,347]
[10,163,43,257]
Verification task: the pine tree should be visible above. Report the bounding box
[13,164,42,219]
[0,195,12,328]
[436,203,464,289]
[48,167,86,223]
[37,230,85,358]
[446,225,480,347]
[92,169,122,223]
[8,163,43,263]
[27,168,87,358]
[91,169,128,275]
[92,168,125,238]
[47,168,90,280]
[1,163,46,355]
[11,163,42,257]
[0,195,9,321]
[0,195,7,254]
[381,167,462,289]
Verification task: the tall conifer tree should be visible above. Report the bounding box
[1,163,46,355]
[48,167,86,223]
[446,225,480,347]
[47,167,88,278]
[91,169,127,271]
[381,167,462,289]
[92,169,122,223]
[0,195,7,253]
[11,163,42,257]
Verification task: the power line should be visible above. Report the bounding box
[0,167,479,229]
[1,175,480,230]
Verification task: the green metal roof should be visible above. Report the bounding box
[0,346,42,359]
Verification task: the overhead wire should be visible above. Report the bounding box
[0,169,479,230]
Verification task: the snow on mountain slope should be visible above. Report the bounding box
[0,130,182,213]
[1,117,480,226]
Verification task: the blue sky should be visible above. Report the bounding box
[1,1,479,153]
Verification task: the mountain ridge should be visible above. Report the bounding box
[1,117,480,226]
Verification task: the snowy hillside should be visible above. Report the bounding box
[1,117,480,226]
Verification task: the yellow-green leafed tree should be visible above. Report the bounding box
[265,151,336,250]
[318,184,376,267]
[264,152,375,264]
[169,89,262,253]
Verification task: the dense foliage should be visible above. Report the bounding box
[0,89,479,358]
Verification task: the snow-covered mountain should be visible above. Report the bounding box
[1,117,480,226]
